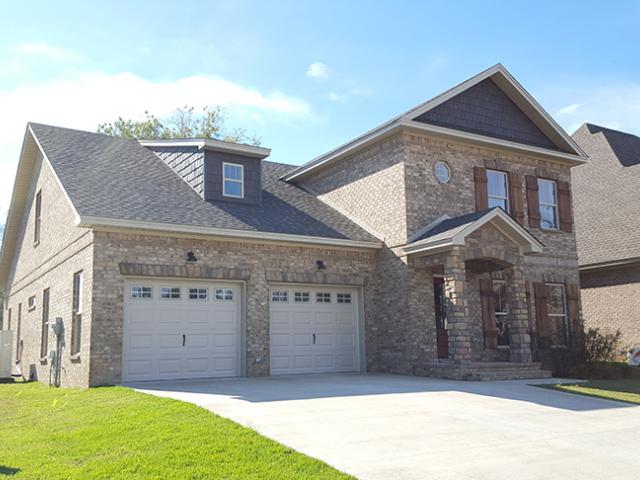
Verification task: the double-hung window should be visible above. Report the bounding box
[546,284,568,346]
[71,271,83,356]
[487,170,509,211]
[223,163,244,198]
[538,179,558,229]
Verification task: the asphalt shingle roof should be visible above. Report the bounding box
[412,209,494,244]
[29,123,379,243]
[571,123,640,266]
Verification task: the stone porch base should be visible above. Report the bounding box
[413,361,552,381]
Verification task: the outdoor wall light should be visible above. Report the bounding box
[316,260,326,270]
[186,251,198,263]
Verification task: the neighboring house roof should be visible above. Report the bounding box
[0,123,382,287]
[403,208,544,256]
[282,64,587,182]
[572,123,640,269]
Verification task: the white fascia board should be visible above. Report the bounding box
[77,216,383,250]
[402,238,454,256]
[139,139,271,159]
[399,120,586,166]
[281,121,403,181]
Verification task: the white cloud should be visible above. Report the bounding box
[350,86,374,97]
[543,81,640,136]
[0,71,313,223]
[556,103,582,116]
[327,91,347,103]
[9,42,81,62]
[306,62,330,80]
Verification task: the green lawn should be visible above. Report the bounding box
[541,377,640,405]
[0,381,354,480]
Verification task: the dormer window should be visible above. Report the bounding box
[223,162,244,198]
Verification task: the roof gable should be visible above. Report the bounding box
[412,78,557,150]
[403,208,544,256]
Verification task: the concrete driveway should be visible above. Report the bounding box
[132,373,640,480]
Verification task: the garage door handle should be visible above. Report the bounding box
[312,333,316,345]
[182,334,186,347]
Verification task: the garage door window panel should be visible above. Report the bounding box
[189,288,209,300]
[337,293,352,304]
[160,287,181,299]
[131,286,153,299]
[294,292,310,303]
[215,288,233,301]
[271,291,288,302]
[316,292,331,303]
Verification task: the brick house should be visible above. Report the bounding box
[0,64,587,387]
[572,124,640,351]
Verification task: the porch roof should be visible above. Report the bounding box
[403,208,544,256]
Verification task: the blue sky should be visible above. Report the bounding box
[1,0,640,221]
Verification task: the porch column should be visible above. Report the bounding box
[444,247,472,364]
[505,262,533,363]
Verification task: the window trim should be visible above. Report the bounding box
[222,162,245,199]
[34,189,42,246]
[537,178,559,230]
[487,169,509,212]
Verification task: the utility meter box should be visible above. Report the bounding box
[0,331,13,379]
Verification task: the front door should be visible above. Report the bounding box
[433,277,448,359]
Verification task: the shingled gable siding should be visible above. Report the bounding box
[88,231,377,386]
[4,156,94,388]
[203,150,262,205]
[148,145,205,196]
[413,78,557,150]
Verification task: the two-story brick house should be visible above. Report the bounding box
[0,64,587,387]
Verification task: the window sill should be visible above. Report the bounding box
[550,345,568,350]
[39,357,48,365]
[70,354,81,363]
[33,241,40,248]
[497,345,510,350]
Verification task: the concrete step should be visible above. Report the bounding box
[413,362,552,381]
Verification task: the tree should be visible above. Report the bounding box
[97,106,261,145]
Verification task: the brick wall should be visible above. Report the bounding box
[3,157,94,388]
[580,265,640,350]
[89,231,377,386]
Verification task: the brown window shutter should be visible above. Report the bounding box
[479,278,497,349]
[526,175,540,228]
[533,282,550,339]
[557,181,573,233]
[474,167,488,211]
[508,172,524,224]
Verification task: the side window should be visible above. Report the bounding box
[34,189,42,245]
[493,281,509,346]
[538,179,558,229]
[271,291,288,302]
[546,284,568,346]
[487,170,509,211]
[40,288,50,359]
[223,163,244,198]
[15,304,22,361]
[71,271,83,356]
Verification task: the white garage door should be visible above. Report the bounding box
[269,285,360,375]
[122,279,241,382]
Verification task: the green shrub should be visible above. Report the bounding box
[583,328,624,363]
[572,361,633,380]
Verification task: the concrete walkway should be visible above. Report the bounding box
[131,373,640,480]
